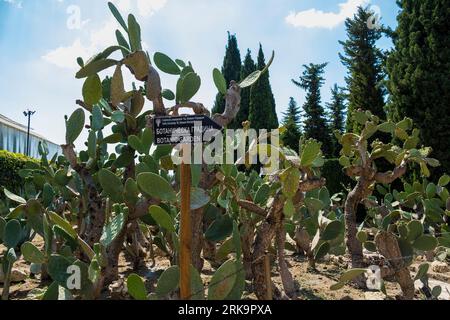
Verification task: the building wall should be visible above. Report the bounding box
[0,121,61,159]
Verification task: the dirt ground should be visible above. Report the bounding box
[2,237,449,301]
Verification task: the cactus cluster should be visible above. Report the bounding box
[329,110,449,299]
[0,3,448,301]
[0,1,269,301]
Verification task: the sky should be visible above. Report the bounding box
[0,0,400,149]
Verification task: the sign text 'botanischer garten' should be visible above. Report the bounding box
[153,115,223,145]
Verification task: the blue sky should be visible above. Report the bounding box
[0,0,399,149]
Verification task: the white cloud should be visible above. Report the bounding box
[285,0,370,29]
[110,0,167,17]
[42,0,167,70]
[137,0,167,17]
[3,0,23,8]
[42,38,92,69]
[42,18,122,69]
[114,0,131,12]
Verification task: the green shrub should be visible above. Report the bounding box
[0,150,36,196]
[322,159,352,195]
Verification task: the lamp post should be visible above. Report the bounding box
[23,110,36,157]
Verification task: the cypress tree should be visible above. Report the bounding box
[292,63,333,157]
[327,84,347,157]
[387,0,450,175]
[229,49,256,129]
[339,6,386,133]
[249,44,279,130]
[212,32,242,115]
[281,97,302,153]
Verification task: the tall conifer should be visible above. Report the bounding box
[281,97,302,152]
[292,63,333,156]
[339,6,386,133]
[230,49,256,129]
[249,44,279,130]
[327,84,347,157]
[212,33,242,115]
[387,0,450,174]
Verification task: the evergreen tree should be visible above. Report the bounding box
[292,63,333,156]
[229,49,256,129]
[327,84,347,157]
[212,32,242,115]
[283,97,302,125]
[339,6,386,133]
[387,0,450,175]
[249,44,279,130]
[281,97,302,152]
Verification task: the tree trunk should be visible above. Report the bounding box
[61,145,105,251]
[344,180,365,269]
[251,179,325,300]
[295,226,315,268]
[191,207,205,272]
[241,219,255,280]
[82,180,106,249]
[126,220,147,268]
[251,193,284,300]
[395,268,415,300]
[375,231,415,300]
[203,239,216,261]
[190,164,220,272]
[122,152,144,268]
[103,224,128,286]
[276,224,296,298]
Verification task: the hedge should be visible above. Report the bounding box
[0,150,36,196]
[322,159,353,195]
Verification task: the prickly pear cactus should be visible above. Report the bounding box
[6,2,448,303]
[0,0,276,301]
[332,110,449,299]
[293,186,345,268]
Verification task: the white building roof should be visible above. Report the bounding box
[0,113,59,146]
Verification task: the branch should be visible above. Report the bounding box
[61,144,80,171]
[276,223,296,297]
[76,99,92,113]
[212,80,241,127]
[61,144,99,190]
[238,200,267,217]
[374,162,407,184]
[298,177,326,192]
[76,99,118,114]
[292,190,305,208]
[362,198,390,218]
[237,177,324,218]
[345,166,364,177]
[146,65,166,116]
[203,168,219,190]
[129,197,161,220]
[170,102,210,116]
[357,140,368,167]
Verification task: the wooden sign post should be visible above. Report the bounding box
[153,115,222,300]
[180,160,191,300]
